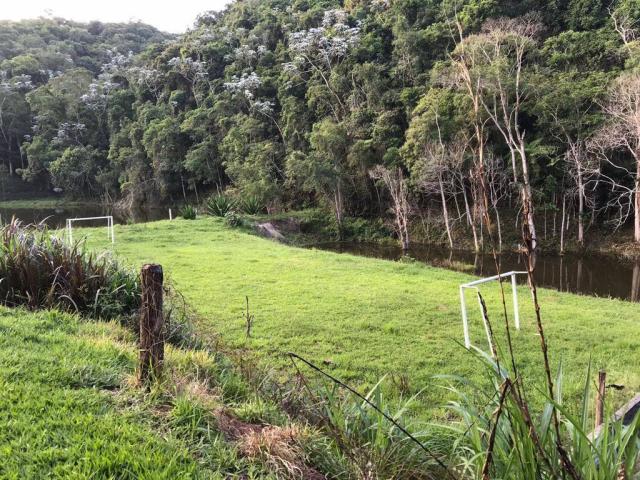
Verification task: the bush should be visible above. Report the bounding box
[207,194,235,217]
[240,196,264,215]
[224,211,242,228]
[0,219,140,320]
[181,204,197,220]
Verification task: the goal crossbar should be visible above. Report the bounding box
[66,215,114,244]
[459,271,527,350]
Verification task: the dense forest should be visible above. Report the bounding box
[1,0,639,251]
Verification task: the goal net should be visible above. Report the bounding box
[459,271,527,351]
[66,216,115,244]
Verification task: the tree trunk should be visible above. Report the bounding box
[635,160,640,243]
[334,183,344,240]
[519,145,537,249]
[462,181,479,252]
[494,205,502,253]
[560,193,566,255]
[439,174,454,249]
[461,179,473,226]
[632,262,640,302]
[577,166,585,246]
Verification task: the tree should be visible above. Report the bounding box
[535,71,607,246]
[49,146,106,197]
[590,73,640,242]
[286,118,350,235]
[452,15,542,248]
[369,165,411,251]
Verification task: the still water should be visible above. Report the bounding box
[0,204,169,228]
[312,241,640,303]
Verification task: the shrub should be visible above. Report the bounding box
[224,211,242,228]
[0,219,140,320]
[240,196,264,215]
[207,194,235,217]
[181,204,197,220]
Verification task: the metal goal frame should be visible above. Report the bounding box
[66,216,115,244]
[459,271,527,350]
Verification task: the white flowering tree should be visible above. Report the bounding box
[284,9,360,119]
[167,56,209,106]
[224,72,285,148]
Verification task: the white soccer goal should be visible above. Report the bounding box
[66,216,115,244]
[459,271,527,350]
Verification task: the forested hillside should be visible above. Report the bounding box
[1,1,639,250]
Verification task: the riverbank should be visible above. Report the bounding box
[83,218,640,420]
[243,208,640,259]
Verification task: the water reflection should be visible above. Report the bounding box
[312,241,640,303]
[0,205,169,228]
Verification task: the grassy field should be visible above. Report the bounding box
[0,306,329,478]
[83,218,640,418]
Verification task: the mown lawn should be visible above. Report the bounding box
[0,307,282,479]
[85,218,640,418]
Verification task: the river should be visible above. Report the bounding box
[0,204,170,228]
[312,241,640,303]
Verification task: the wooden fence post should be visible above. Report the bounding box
[139,264,164,384]
[595,370,606,428]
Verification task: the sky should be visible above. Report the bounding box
[0,0,232,34]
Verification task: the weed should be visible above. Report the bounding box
[224,210,242,228]
[244,296,255,339]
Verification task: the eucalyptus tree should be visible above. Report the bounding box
[590,73,640,242]
[369,165,411,251]
[402,89,468,249]
[452,15,542,248]
[535,72,608,246]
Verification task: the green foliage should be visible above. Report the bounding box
[240,195,265,215]
[0,1,638,243]
[180,204,197,220]
[0,219,139,320]
[448,349,640,478]
[207,194,235,217]
[224,210,242,228]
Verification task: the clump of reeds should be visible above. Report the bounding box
[0,218,140,320]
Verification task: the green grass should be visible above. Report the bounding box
[0,197,91,209]
[82,218,640,418]
[0,307,290,478]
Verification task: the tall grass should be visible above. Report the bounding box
[0,219,139,320]
[444,347,640,479]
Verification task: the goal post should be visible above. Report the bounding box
[459,271,527,350]
[66,216,115,244]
